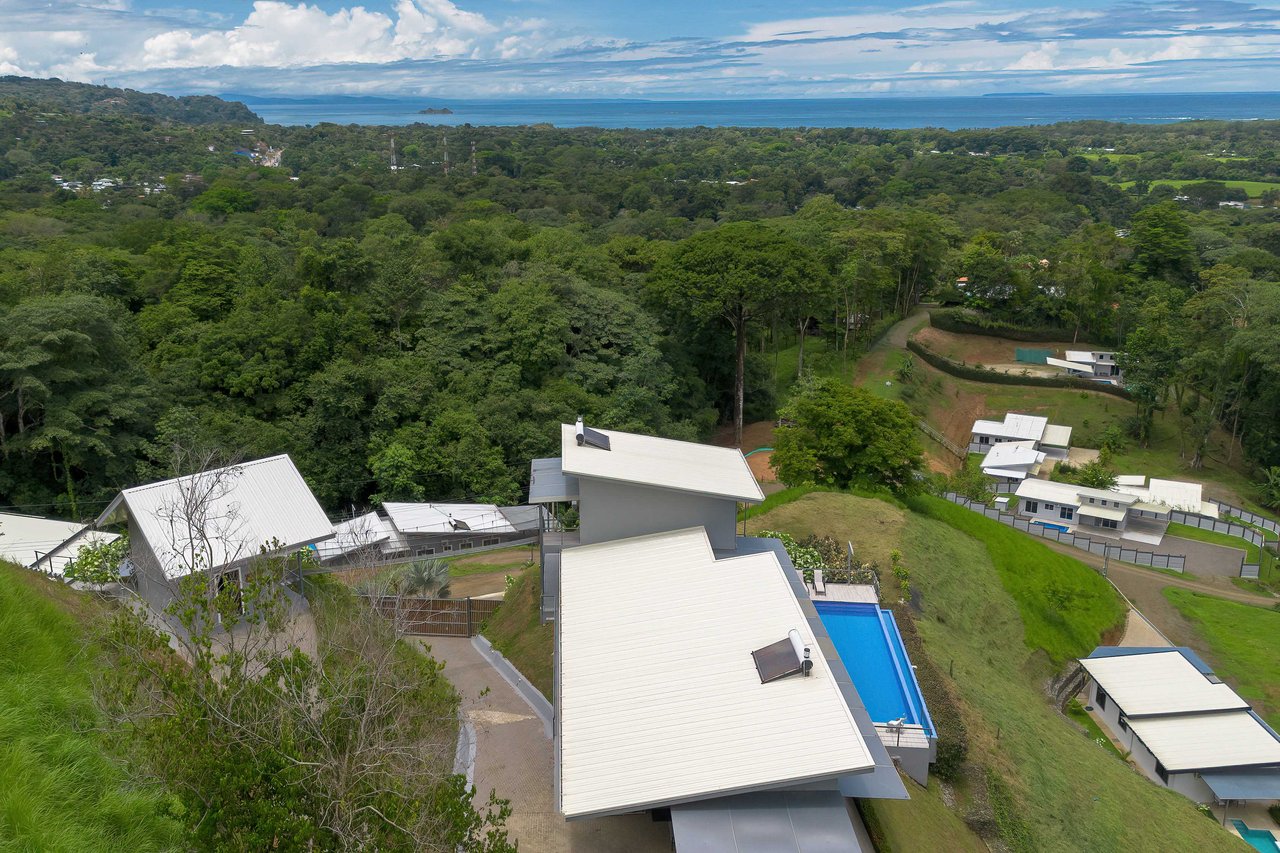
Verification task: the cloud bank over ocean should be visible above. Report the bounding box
[4,0,1280,96]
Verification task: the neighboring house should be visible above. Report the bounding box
[557,526,908,848]
[969,412,1073,459]
[1014,479,1170,544]
[95,455,335,611]
[1080,647,1280,805]
[315,503,541,567]
[0,511,119,576]
[980,440,1046,489]
[1114,475,1220,518]
[1045,350,1124,385]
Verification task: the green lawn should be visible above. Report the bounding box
[447,544,538,578]
[1114,178,1280,198]
[752,490,1241,852]
[1066,699,1128,761]
[1163,589,1280,728]
[860,775,989,853]
[480,565,552,699]
[1166,522,1256,561]
[0,563,180,851]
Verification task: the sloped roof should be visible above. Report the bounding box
[96,455,334,579]
[315,511,406,561]
[982,441,1044,469]
[971,413,1048,441]
[1040,423,1074,448]
[1080,649,1250,717]
[559,423,763,503]
[1017,479,1138,506]
[557,527,874,819]
[382,503,516,536]
[1127,711,1280,772]
[0,512,119,573]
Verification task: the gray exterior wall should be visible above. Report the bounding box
[1017,498,1080,528]
[128,527,176,612]
[1086,677,1217,803]
[577,478,738,550]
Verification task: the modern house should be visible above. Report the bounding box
[1079,647,1280,807]
[529,418,765,622]
[0,511,120,576]
[1013,479,1169,545]
[980,440,1046,489]
[1114,475,1219,518]
[1045,350,1124,385]
[969,412,1072,459]
[95,455,335,611]
[316,503,539,566]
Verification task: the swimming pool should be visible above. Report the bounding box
[814,601,935,737]
[1234,820,1280,853]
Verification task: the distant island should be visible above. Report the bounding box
[418,107,454,115]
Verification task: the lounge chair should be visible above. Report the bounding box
[813,569,827,596]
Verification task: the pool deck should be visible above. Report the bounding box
[803,577,878,603]
[1223,803,1280,838]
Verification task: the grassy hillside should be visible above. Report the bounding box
[752,492,1248,853]
[1164,589,1280,728]
[0,562,180,850]
[482,566,553,699]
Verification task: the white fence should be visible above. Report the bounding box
[941,492,1188,572]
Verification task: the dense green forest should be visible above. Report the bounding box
[2,77,1279,518]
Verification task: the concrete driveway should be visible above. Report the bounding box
[416,636,673,853]
[1159,535,1245,577]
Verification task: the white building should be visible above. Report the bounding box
[969,412,1073,458]
[1114,475,1219,518]
[316,503,540,566]
[0,511,119,576]
[1014,479,1169,544]
[980,440,1046,489]
[1045,350,1124,384]
[95,455,334,610]
[1080,648,1280,805]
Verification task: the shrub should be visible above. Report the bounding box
[64,535,129,584]
[758,530,825,569]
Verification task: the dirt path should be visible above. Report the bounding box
[853,305,929,384]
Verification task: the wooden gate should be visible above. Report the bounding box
[363,596,502,637]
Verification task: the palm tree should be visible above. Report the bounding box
[396,558,450,598]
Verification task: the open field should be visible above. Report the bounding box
[448,544,539,577]
[1163,589,1280,728]
[0,563,180,851]
[749,491,1242,852]
[1113,178,1280,197]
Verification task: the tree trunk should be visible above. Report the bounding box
[734,314,746,448]
[62,450,78,518]
[796,317,807,379]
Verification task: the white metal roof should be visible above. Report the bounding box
[1077,503,1128,522]
[1064,350,1098,364]
[1116,474,1147,487]
[559,423,764,503]
[1127,712,1280,772]
[1080,651,1250,717]
[1041,423,1074,448]
[0,512,119,572]
[971,413,1048,441]
[983,466,1034,481]
[382,503,516,535]
[315,511,406,560]
[1016,479,1137,506]
[96,455,334,579]
[1112,477,1212,515]
[1046,356,1089,372]
[982,441,1044,469]
[557,527,873,819]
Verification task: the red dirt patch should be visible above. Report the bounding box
[712,419,777,452]
[912,326,1091,366]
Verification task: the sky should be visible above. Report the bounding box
[4,0,1280,98]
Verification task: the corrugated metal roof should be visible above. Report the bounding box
[1112,477,1207,514]
[315,511,407,560]
[1127,711,1280,772]
[498,505,542,532]
[1064,350,1098,363]
[983,466,1033,480]
[971,413,1048,441]
[557,527,874,819]
[96,455,334,578]
[558,423,764,503]
[529,457,579,503]
[1201,767,1280,800]
[1046,356,1088,372]
[982,441,1044,468]
[670,791,867,852]
[1077,503,1128,522]
[1080,650,1250,717]
[1087,645,1213,674]
[0,512,118,570]
[1040,423,1074,448]
[1116,474,1147,487]
[1016,479,1137,506]
[382,503,516,535]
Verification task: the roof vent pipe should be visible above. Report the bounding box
[575,416,585,446]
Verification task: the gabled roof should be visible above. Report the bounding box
[1040,423,1073,448]
[1016,479,1138,506]
[382,503,517,536]
[315,511,406,560]
[1127,711,1280,772]
[559,423,764,503]
[1112,477,1210,515]
[1080,649,1250,717]
[971,413,1048,441]
[96,455,334,579]
[982,441,1044,469]
[557,527,874,819]
[0,512,119,573]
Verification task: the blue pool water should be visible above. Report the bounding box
[1234,820,1280,853]
[814,601,935,737]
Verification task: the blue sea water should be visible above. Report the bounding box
[231,91,1280,130]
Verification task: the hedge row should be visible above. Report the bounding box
[906,338,1134,401]
[929,307,1117,346]
[886,602,969,782]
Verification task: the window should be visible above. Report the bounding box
[461,540,473,550]
[1060,507,1074,520]
[1155,761,1169,784]
[1119,715,1128,733]
[1088,497,1096,504]
[978,436,991,445]
[443,543,454,552]
[1025,501,1039,514]
[1098,518,1119,530]
[1045,503,1055,510]
[1095,685,1108,710]
[482,537,499,547]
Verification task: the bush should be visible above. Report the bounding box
[930,307,1114,345]
[758,530,825,569]
[64,535,129,584]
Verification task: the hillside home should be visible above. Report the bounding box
[1014,479,1170,544]
[315,503,540,566]
[95,455,334,611]
[980,440,1046,489]
[1080,648,1280,806]
[557,526,911,849]
[0,511,119,576]
[969,412,1073,459]
[1114,475,1219,518]
[1045,350,1124,384]
[529,418,764,621]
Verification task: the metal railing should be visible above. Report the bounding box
[917,420,966,460]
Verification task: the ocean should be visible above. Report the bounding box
[231,91,1280,130]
